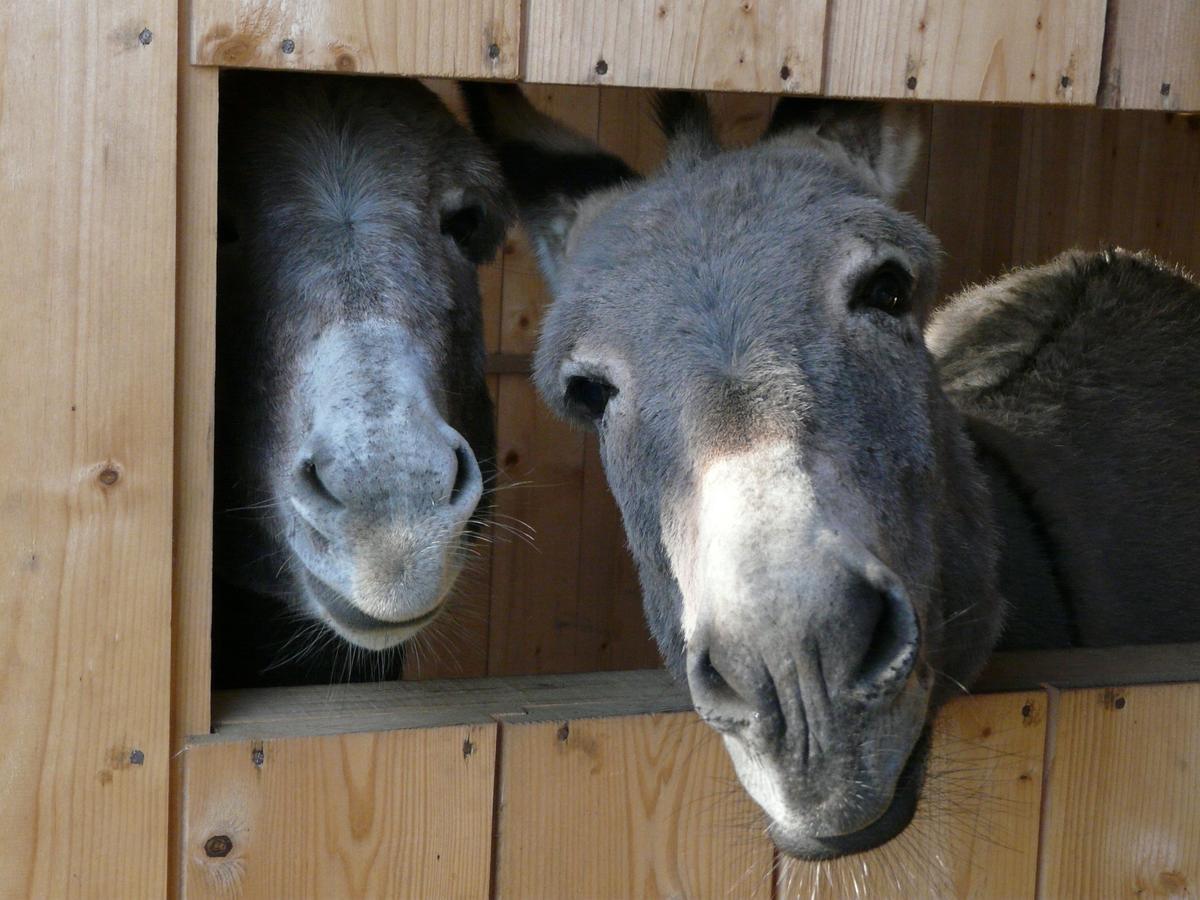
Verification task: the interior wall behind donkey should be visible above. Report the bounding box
[417,82,1200,682]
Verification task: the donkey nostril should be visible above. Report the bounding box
[298,458,342,508]
[854,587,919,697]
[447,443,472,506]
[696,647,729,694]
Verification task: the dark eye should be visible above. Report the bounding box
[440,204,483,253]
[565,375,617,422]
[854,262,913,317]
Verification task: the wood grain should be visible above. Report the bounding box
[778,692,1046,899]
[493,712,775,898]
[825,0,1107,104]
[1100,0,1200,111]
[925,104,1200,300]
[525,0,826,94]
[1040,684,1200,897]
[183,726,497,898]
[171,52,220,900]
[0,0,177,894]
[191,0,520,79]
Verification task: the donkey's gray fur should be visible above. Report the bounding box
[465,83,1200,859]
[214,73,510,684]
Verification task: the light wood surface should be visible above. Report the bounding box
[1039,684,1200,898]
[1101,0,1200,111]
[493,711,775,898]
[777,692,1046,898]
[0,0,178,895]
[824,0,1107,104]
[183,726,497,898]
[171,48,220,900]
[191,0,520,79]
[524,0,826,94]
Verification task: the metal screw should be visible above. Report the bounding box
[1060,74,1072,89]
[779,65,791,81]
[1161,82,1171,97]
[1114,696,1126,709]
[251,747,265,767]
[487,43,500,61]
[1021,703,1033,718]
[129,749,145,765]
[906,76,918,90]
[557,722,570,742]
[138,28,153,46]
[204,835,233,858]
[280,38,295,54]
[594,59,608,76]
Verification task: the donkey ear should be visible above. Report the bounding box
[764,99,921,203]
[461,82,638,289]
[653,90,720,169]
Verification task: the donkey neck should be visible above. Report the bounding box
[962,417,1077,650]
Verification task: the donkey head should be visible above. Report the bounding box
[217,73,511,652]
[467,85,1003,858]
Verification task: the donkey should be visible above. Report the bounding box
[213,73,511,686]
[464,84,1200,859]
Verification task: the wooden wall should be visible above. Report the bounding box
[0,0,179,895]
[182,683,1200,898]
[191,0,1200,112]
[412,85,1200,681]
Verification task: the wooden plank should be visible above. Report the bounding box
[778,692,1046,898]
[191,0,520,79]
[182,726,497,898]
[171,51,220,900]
[1040,684,1200,897]
[1100,0,1200,111]
[976,642,1200,693]
[210,669,691,739]
[924,103,1025,298]
[0,0,177,895]
[525,0,827,94]
[824,0,1107,104]
[493,712,775,898]
[925,104,1200,301]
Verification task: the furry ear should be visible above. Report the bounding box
[763,99,922,202]
[461,82,638,289]
[653,90,720,169]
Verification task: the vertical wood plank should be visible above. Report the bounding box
[1040,684,1200,897]
[525,0,827,94]
[191,0,520,79]
[183,726,497,898]
[171,42,220,899]
[0,0,178,895]
[487,86,600,676]
[825,0,1107,104]
[493,712,775,898]
[1100,0,1200,111]
[777,692,1047,898]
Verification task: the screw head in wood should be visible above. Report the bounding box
[281,38,295,54]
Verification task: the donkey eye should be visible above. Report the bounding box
[565,375,617,421]
[440,204,483,253]
[854,262,913,317]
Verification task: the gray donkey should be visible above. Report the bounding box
[465,84,1200,859]
[214,73,511,686]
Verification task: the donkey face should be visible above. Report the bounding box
[216,73,511,652]
[468,87,1002,858]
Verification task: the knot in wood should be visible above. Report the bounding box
[204,834,233,858]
